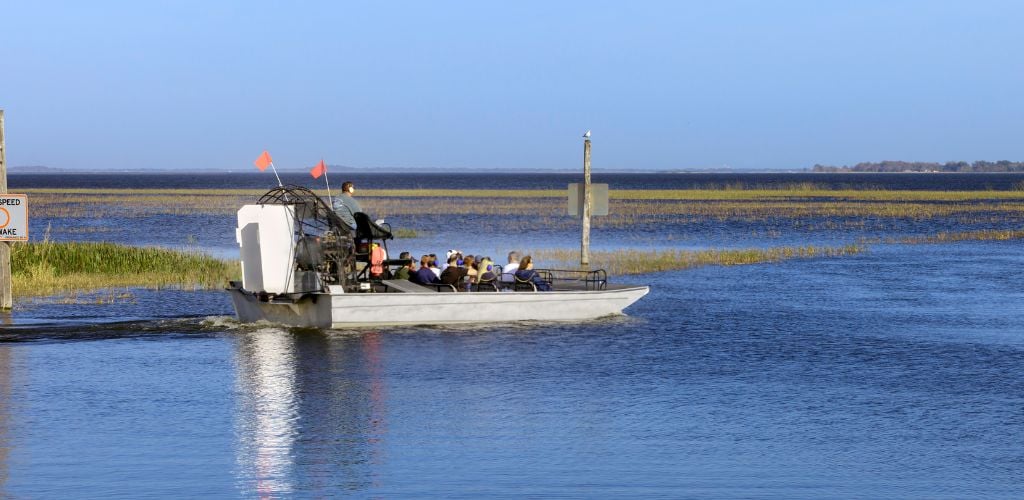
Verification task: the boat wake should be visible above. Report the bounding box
[0,316,233,343]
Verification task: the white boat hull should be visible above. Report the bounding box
[229,285,649,329]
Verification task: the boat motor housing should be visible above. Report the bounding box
[237,204,323,294]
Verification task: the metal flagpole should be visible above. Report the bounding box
[322,159,333,206]
[269,161,283,187]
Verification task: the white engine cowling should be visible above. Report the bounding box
[236,204,321,294]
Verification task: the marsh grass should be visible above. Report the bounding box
[392,228,419,238]
[15,186,1023,297]
[25,186,1024,200]
[894,229,1024,244]
[533,244,866,276]
[610,189,1024,201]
[10,241,238,298]
[25,188,1024,225]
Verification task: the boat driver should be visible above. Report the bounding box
[332,181,361,229]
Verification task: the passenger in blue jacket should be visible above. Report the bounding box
[513,255,551,291]
[411,255,440,284]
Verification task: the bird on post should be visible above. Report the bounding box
[583,130,591,139]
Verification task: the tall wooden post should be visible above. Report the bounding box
[581,134,592,267]
[0,110,10,309]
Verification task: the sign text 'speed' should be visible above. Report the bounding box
[0,195,29,241]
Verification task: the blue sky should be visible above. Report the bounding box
[2,1,1022,171]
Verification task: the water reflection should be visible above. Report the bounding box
[0,345,11,493]
[233,329,388,496]
[234,329,298,496]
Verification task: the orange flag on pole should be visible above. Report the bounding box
[310,159,327,179]
[254,151,272,171]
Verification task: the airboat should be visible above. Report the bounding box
[227,186,649,328]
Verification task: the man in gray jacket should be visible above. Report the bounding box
[332,181,361,229]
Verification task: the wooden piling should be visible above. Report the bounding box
[0,110,10,309]
[581,136,592,267]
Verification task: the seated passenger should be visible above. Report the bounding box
[440,255,468,288]
[476,259,498,284]
[474,259,499,291]
[443,249,461,273]
[428,254,442,279]
[411,255,440,285]
[464,256,479,290]
[393,251,414,280]
[513,255,551,291]
[462,255,478,283]
[501,251,521,283]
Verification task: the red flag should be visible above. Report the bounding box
[310,159,327,179]
[254,151,272,171]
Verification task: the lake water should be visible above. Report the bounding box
[2,173,1023,497]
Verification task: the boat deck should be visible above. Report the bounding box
[377,279,633,294]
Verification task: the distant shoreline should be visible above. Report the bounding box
[9,168,1024,175]
[812,160,1024,173]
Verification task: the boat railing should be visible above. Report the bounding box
[536,268,608,291]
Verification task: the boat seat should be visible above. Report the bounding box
[383,258,413,268]
[351,212,394,282]
[473,280,499,292]
[354,212,392,241]
[513,277,538,292]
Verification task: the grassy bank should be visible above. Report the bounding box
[12,184,1023,298]
[10,241,238,298]
[8,232,1018,298]
[535,244,866,276]
[895,229,1024,244]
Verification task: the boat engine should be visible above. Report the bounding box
[236,185,354,295]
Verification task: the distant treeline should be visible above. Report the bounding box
[812,161,1024,173]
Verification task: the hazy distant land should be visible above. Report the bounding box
[812,160,1024,173]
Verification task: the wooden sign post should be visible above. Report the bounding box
[0,110,10,309]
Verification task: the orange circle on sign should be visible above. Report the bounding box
[0,207,9,229]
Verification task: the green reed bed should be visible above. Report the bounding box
[363,187,1024,202]
[533,244,866,276]
[611,189,1024,201]
[25,191,251,218]
[392,228,419,238]
[610,200,1024,221]
[22,188,267,196]
[360,197,1024,222]
[894,229,1024,244]
[10,241,238,298]
[12,186,1022,300]
[25,191,1024,241]
[23,187,1024,218]
[29,194,1024,224]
